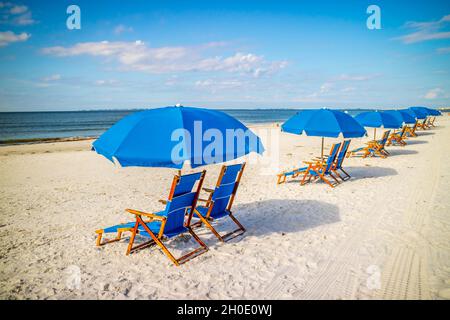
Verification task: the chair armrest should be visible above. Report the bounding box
[126,209,166,221]
[202,187,215,193]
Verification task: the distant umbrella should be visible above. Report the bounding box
[355,111,402,140]
[383,110,416,125]
[408,107,429,119]
[281,108,366,160]
[424,107,442,116]
[92,106,264,169]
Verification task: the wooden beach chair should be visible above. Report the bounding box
[95,171,208,266]
[331,140,352,181]
[299,142,341,188]
[192,163,246,242]
[347,130,390,158]
[417,118,429,130]
[405,121,418,137]
[428,117,436,127]
[387,126,407,146]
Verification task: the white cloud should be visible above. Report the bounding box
[437,47,450,54]
[341,87,355,93]
[0,30,30,47]
[42,74,61,82]
[0,2,35,25]
[114,24,133,35]
[95,79,119,86]
[42,40,287,77]
[424,88,443,100]
[335,73,379,81]
[195,79,243,92]
[397,14,450,44]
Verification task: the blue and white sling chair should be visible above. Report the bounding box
[191,163,246,242]
[95,171,208,266]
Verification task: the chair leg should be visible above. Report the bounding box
[128,217,208,266]
[339,168,351,181]
[95,228,130,247]
[193,209,245,242]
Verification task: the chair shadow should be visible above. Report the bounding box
[386,149,419,157]
[344,166,397,181]
[404,140,427,145]
[230,199,340,236]
[416,131,435,136]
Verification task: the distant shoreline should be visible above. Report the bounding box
[0,122,279,146]
[0,136,97,146]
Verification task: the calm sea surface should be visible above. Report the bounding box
[0,108,445,143]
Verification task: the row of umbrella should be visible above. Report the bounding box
[93,105,441,170]
[282,106,442,159]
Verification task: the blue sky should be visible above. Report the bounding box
[0,0,449,111]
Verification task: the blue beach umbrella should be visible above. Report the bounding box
[92,106,264,169]
[355,111,402,139]
[281,108,366,159]
[399,108,426,120]
[425,107,442,116]
[383,110,416,125]
[408,107,429,119]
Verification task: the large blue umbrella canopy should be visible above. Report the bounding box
[383,110,416,125]
[281,108,366,158]
[425,107,442,116]
[282,109,366,138]
[92,106,264,168]
[355,111,403,129]
[408,107,429,119]
[355,110,402,140]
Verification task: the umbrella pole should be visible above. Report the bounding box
[374,128,376,140]
[321,137,324,161]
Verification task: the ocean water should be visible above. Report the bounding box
[0,108,445,144]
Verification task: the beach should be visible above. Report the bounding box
[0,117,449,300]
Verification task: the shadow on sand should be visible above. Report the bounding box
[233,199,340,236]
[345,166,397,181]
[404,140,427,145]
[387,149,418,157]
[416,131,435,136]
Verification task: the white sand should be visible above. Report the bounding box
[0,117,449,300]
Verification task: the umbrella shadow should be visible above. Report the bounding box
[386,149,418,157]
[416,131,435,136]
[344,166,397,181]
[404,140,427,145]
[220,199,340,237]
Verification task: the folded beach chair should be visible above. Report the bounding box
[95,171,208,266]
[387,126,407,146]
[299,142,341,188]
[405,121,418,137]
[192,163,246,242]
[347,130,390,158]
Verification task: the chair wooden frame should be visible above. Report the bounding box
[405,121,418,137]
[347,130,390,159]
[417,118,430,130]
[192,163,246,242]
[300,143,341,188]
[387,126,407,146]
[95,171,208,266]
